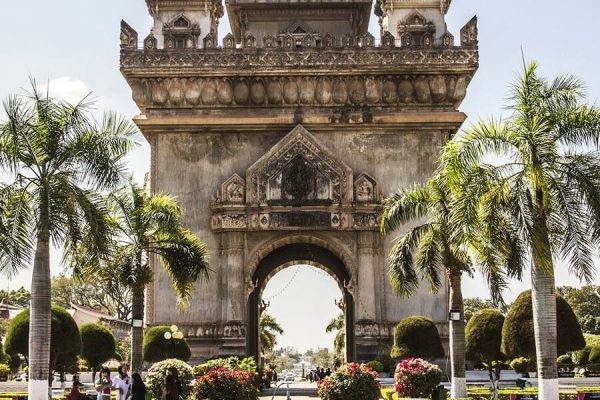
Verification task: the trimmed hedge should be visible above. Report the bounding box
[143,326,191,363]
[4,306,81,373]
[390,316,444,360]
[502,290,585,358]
[465,309,505,364]
[80,323,115,371]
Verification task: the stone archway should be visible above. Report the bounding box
[247,242,356,362]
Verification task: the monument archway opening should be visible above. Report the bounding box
[247,242,355,362]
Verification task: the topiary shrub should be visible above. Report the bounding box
[557,355,574,366]
[589,346,600,364]
[510,357,531,376]
[318,363,380,400]
[4,306,81,377]
[146,359,194,399]
[374,354,395,374]
[143,326,191,363]
[577,346,592,367]
[502,290,585,359]
[390,316,444,360]
[365,360,384,373]
[80,323,115,380]
[465,308,506,396]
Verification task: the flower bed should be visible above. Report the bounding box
[317,363,380,400]
[394,358,441,399]
[382,386,600,400]
[192,366,258,400]
[146,358,194,400]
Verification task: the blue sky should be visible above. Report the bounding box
[1,0,600,352]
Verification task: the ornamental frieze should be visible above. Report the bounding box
[120,47,477,70]
[128,73,472,110]
[172,322,246,338]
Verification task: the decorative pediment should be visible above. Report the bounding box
[223,33,235,48]
[246,125,353,206]
[120,20,138,49]
[354,172,378,203]
[282,20,314,35]
[221,174,245,203]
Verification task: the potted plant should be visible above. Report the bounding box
[394,358,441,400]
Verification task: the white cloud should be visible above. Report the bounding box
[39,76,113,111]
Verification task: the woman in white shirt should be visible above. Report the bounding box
[113,365,132,400]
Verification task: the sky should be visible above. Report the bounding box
[1,0,600,353]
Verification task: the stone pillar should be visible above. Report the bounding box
[357,231,377,321]
[223,232,244,322]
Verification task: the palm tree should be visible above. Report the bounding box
[260,312,284,355]
[0,83,135,400]
[325,312,345,361]
[73,181,209,371]
[380,172,513,399]
[448,62,600,399]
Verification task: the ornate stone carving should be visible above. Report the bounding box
[460,16,478,47]
[120,20,138,49]
[381,31,395,47]
[223,33,235,48]
[322,33,335,48]
[355,321,394,338]
[398,11,436,47]
[121,47,479,71]
[353,213,379,228]
[361,32,375,48]
[177,322,246,338]
[143,33,157,50]
[212,214,247,230]
[244,34,256,48]
[246,125,353,205]
[441,0,452,14]
[441,31,454,47]
[221,174,245,203]
[203,32,217,49]
[354,172,378,202]
[263,34,277,48]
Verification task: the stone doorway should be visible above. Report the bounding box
[247,242,356,362]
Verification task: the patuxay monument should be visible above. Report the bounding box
[120,0,478,362]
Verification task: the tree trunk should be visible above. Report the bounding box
[448,269,466,399]
[130,285,145,372]
[28,224,52,400]
[531,219,558,400]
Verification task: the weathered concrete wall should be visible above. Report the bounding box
[149,126,449,360]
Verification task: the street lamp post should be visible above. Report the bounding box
[163,325,184,358]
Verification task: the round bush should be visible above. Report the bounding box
[193,367,258,400]
[0,364,9,379]
[510,357,532,375]
[391,316,444,360]
[80,323,115,371]
[317,363,380,400]
[577,346,593,366]
[146,359,194,399]
[143,326,191,363]
[365,360,384,373]
[590,346,600,364]
[394,357,441,398]
[502,290,585,358]
[4,306,81,373]
[557,355,574,366]
[465,309,505,364]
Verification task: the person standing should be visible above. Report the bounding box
[162,375,179,400]
[113,365,132,400]
[130,373,146,400]
[167,367,182,398]
[96,368,112,400]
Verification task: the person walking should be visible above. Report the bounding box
[96,368,112,400]
[162,375,179,400]
[167,367,182,398]
[113,365,131,400]
[130,373,146,400]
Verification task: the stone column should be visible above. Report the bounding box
[223,232,245,322]
[357,231,377,321]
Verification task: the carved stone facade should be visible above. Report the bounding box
[121,0,476,362]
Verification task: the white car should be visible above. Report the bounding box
[283,372,295,382]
